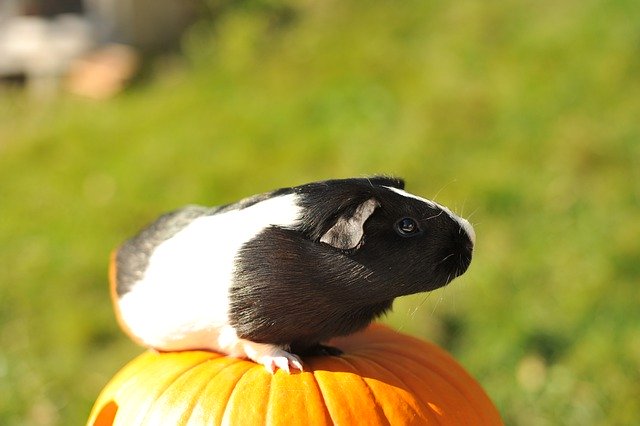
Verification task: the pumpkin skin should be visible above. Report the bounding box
[88,324,502,425]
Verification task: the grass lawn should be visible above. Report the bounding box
[1,0,639,424]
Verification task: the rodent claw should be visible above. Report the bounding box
[242,340,304,374]
[260,353,303,374]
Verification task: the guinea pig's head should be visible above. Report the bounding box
[296,177,475,299]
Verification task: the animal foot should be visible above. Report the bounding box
[241,341,304,374]
[260,351,304,374]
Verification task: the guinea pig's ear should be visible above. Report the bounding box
[320,198,380,250]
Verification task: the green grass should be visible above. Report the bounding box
[1,0,639,424]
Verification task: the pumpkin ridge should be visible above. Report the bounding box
[176,356,232,425]
[91,352,155,411]
[311,356,388,424]
[353,352,448,425]
[114,352,215,425]
[360,354,442,424]
[356,341,477,384]
[311,362,342,425]
[310,370,335,424]
[264,368,276,425]
[379,347,498,424]
[219,361,262,424]
[303,369,334,425]
[139,354,216,425]
[357,350,490,424]
[341,353,442,425]
[190,359,261,425]
[335,356,391,425]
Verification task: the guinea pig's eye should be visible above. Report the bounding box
[396,217,420,236]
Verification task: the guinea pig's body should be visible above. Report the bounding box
[110,177,475,372]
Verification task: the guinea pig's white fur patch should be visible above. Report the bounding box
[116,193,302,352]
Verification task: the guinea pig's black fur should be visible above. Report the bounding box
[229,177,473,351]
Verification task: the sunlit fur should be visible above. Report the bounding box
[116,194,302,353]
[112,177,475,372]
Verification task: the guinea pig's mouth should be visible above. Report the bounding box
[437,259,469,285]
[438,234,473,285]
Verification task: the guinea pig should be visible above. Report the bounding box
[110,177,475,373]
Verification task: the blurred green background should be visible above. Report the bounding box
[1,0,639,424]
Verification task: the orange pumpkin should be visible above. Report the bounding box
[88,324,502,425]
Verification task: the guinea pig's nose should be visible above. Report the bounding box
[465,235,474,253]
[458,243,472,273]
[459,218,475,248]
[455,225,474,275]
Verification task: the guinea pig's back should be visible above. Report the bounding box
[112,205,211,297]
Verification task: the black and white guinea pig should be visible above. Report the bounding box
[110,176,475,373]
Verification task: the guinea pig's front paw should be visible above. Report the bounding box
[241,340,304,374]
[259,351,304,374]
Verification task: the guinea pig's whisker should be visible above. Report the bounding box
[460,196,474,218]
[433,273,454,314]
[408,292,433,319]
[431,294,443,315]
[465,207,479,221]
[437,253,455,265]
[432,180,457,202]
[423,210,444,221]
